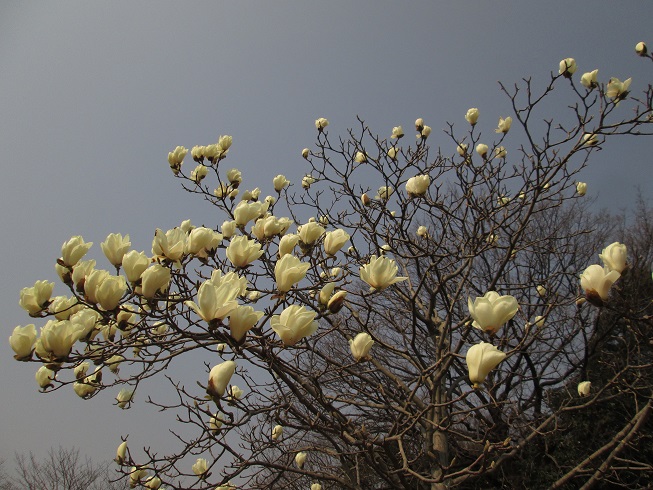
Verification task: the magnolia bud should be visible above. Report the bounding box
[350,332,374,361]
[354,151,367,163]
[302,175,316,189]
[476,144,488,158]
[465,108,479,125]
[227,168,242,186]
[116,388,134,409]
[327,290,347,313]
[207,361,237,399]
[578,381,591,397]
[295,451,307,469]
[272,424,283,440]
[495,117,512,134]
[273,175,290,192]
[580,69,598,89]
[315,117,329,131]
[559,58,577,78]
[582,133,598,147]
[115,441,128,465]
[391,126,404,139]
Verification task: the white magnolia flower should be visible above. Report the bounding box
[606,77,632,103]
[636,41,647,56]
[580,69,598,89]
[187,227,222,258]
[350,333,374,361]
[466,342,506,388]
[298,222,325,245]
[116,388,134,409]
[115,441,128,465]
[302,174,316,189]
[599,242,627,273]
[35,365,54,389]
[467,291,519,334]
[152,227,187,262]
[578,381,591,396]
[192,458,208,478]
[227,168,242,185]
[495,116,512,134]
[19,280,54,315]
[273,174,290,192]
[360,255,407,291]
[376,186,394,201]
[228,305,263,342]
[101,233,131,266]
[227,385,244,402]
[323,229,350,256]
[190,164,208,183]
[185,280,239,323]
[295,452,307,469]
[9,324,37,360]
[275,254,309,293]
[61,236,93,267]
[207,361,237,399]
[140,264,171,299]
[122,250,150,283]
[581,133,598,147]
[559,58,577,77]
[233,200,269,227]
[580,264,620,305]
[272,424,283,440]
[465,108,479,125]
[405,175,430,197]
[37,319,81,361]
[270,305,318,346]
[226,236,264,268]
[315,118,329,131]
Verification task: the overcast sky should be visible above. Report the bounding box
[0,1,651,472]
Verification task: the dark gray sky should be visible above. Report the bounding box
[1,1,651,468]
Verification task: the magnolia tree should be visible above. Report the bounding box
[9,45,653,489]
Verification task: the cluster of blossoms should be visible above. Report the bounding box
[10,128,399,485]
[570,242,629,398]
[463,242,628,389]
[559,56,632,103]
[580,242,627,306]
[457,55,636,171]
[463,292,518,388]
